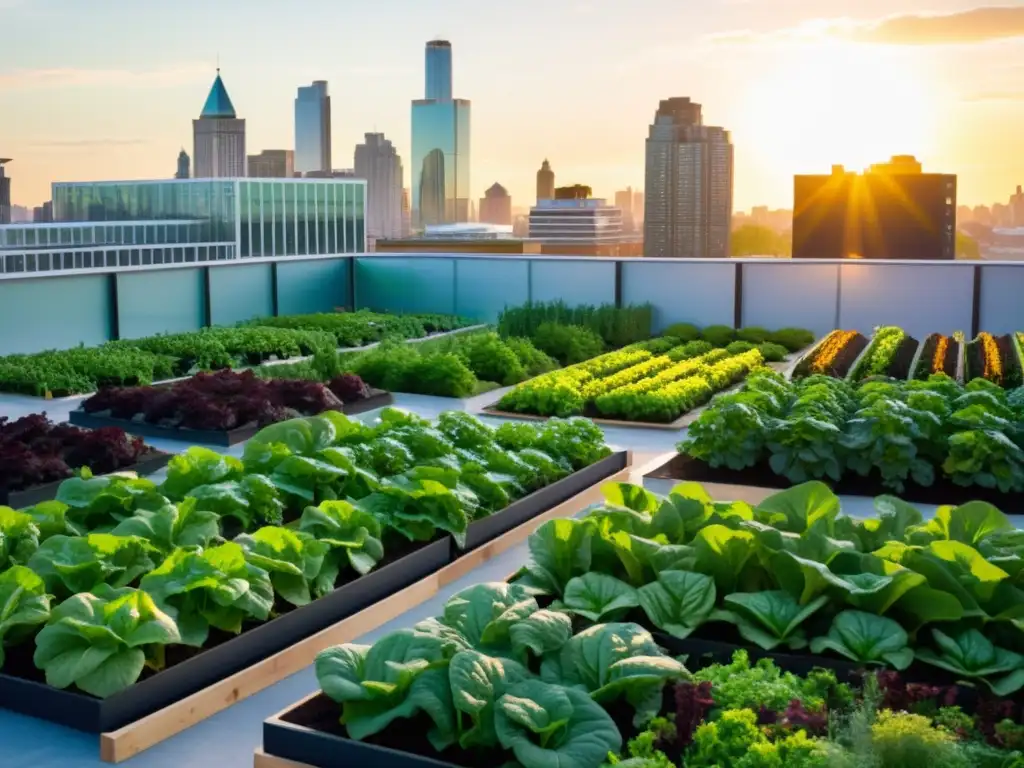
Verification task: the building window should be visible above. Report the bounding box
[119,251,129,267]
[75,253,84,269]
[131,249,141,266]
[174,247,184,263]
[26,254,36,272]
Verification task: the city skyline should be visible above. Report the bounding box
[3,0,1024,209]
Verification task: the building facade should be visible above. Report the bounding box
[175,149,191,180]
[193,71,246,178]
[0,159,10,225]
[793,156,956,260]
[295,81,332,176]
[536,160,555,203]
[0,178,365,277]
[528,197,624,255]
[412,40,471,229]
[479,182,512,226]
[248,150,295,179]
[354,132,403,242]
[644,97,733,259]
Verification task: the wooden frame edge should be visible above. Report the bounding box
[254,748,314,768]
[98,453,633,764]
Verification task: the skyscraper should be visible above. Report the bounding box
[615,187,636,232]
[193,70,246,178]
[411,39,471,228]
[175,149,190,179]
[401,188,412,238]
[0,159,10,225]
[247,149,295,178]
[644,97,733,259]
[295,81,332,176]
[354,132,403,242]
[480,183,512,225]
[537,160,555,203]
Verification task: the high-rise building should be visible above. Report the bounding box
[615,187,636,232]
[401,188,412,238]
[193,70,246,178]
[295,81,332,176]
[354,132,403,242]
[528,186,626,256]
[793,156,956,260]
[175,149,190,179]
[479,183,512,226]
[33,202,53,223]
[0,159,10,225]
[411,39,471,228]
[644,97,733,259]
[633,191,645,226]
[247,150,295,178]
[537,160,555,203]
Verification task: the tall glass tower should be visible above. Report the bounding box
[295,81,332,176]
[412,40,470,228]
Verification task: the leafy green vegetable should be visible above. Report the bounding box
[810,610,914,669]
[0,566,50,668]
[234,527,328,607]
[560,573,640,623]
[637,570,715,639]
[27,533,156,599]
[916,628,1024,694]
[716,591,829,651]
[0,506,40,569]
[161,447,244,500]
[299,500,384,593]
[108,496,220,552]
[449,649,532,749]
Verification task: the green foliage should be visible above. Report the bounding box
[737,327,772,344]
[702,325,737,347]
[456,332,527,385]
[727,340,757,355]
[505,336,559,376]
[0,566,50,669]
[497,300,653,348]
[663,323,702,343]
[27,533,157,599]
[532,323,606,365]
[758,342,790,362]
[771,328,816,352]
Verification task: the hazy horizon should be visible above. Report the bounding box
[3,0,1024,211]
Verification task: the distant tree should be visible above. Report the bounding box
[731,224,790,257]
[956,231,980,260]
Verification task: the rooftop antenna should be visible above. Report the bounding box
[216,53,220,74]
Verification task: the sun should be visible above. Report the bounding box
[740,41,937,176]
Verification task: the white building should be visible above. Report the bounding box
[193,71,246,179]
[354,133,403,243]
[295,81,332,176]
[528,198,623,246]
[644,97,733,259]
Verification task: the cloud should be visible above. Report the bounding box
[0,65,209,91]
[712,5,1024,46]
[28,139,146,148]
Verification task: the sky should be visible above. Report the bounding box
[2,0,1024,211]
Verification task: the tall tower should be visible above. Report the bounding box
[193,70,246,178]
[354,133,404,242]
[644,97,733,259]
[0,159,10,225]
[536,160,555,203]
[411,40,471,228]
[175,149,190,179]
[295,81,332,176]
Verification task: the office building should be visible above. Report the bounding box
[537,160,555,203]
[793,155,956,260]
[633,191,644,226]
[33,201,53,223]
[175,149,190,180]
[0,159,10,225]
[401,188,411,238]
[0,177,366,277]
[193,70,246,178]
[377,222,540,255]
[479,183,512,226]
[528,187,626,256]
[615,187,637,232]
[411,39,471,228]
[9,205,31,223]
[354,132,403,242]
[295,81,332,176]
[644,97,733,258]
[248,150,295,179]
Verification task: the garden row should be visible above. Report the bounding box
[0,409,620,735]
[0,310,473,397]
[679,368,1024,502]
[261,478,1024,768]
[489,320,815,425]
[795,327,1024,388]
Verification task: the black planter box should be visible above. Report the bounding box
[0,449,174,508]
[67,391,394,447]
[264,693,461,768]
[0,536,451,733]
[646,453,1024,516]
[460,450,629,552]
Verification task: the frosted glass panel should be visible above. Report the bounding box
[455,259,529,322]
[742,263,838,337]
[530,260,615,306]
[355,257,455,314]
[979,265,1024,335]
[621,261,734,331]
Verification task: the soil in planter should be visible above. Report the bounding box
[884,335,919,380]
[793,334,869,380]
[650,453,1024,514]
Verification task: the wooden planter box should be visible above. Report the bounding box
[1,450,633,763]
[0,449,173,508]
[68,390,394,446]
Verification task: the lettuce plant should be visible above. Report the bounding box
[0,565,50,668]
[637,570,715,639]
[916,628,1024,695]
[449,649,533,749]
[234,526,328,607]
[185,474,285,529]
[0,506,40,569]
[56,472,169,532]
[559,572,640,623]
[139,542,274,646]
[27,533,157,599]
[715,591,829,651]
[33,585,180,698]
[108,496,220,552]
[810,610,914,669]
[160,446,243,500]
[299,500,384,594]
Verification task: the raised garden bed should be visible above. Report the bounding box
[645,452,1024,514]
[791,330,870,380]
[912,332,963,381]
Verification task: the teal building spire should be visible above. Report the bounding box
[200,69,236,119]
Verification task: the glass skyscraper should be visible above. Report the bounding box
[0,178,365,276]
[295,81,332,175]
[412,40,471,229]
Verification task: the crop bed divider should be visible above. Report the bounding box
[95,451,633,764]
[905,338,929,382]
[843,331,878,382]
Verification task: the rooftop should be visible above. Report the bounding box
[199,70,237,119]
